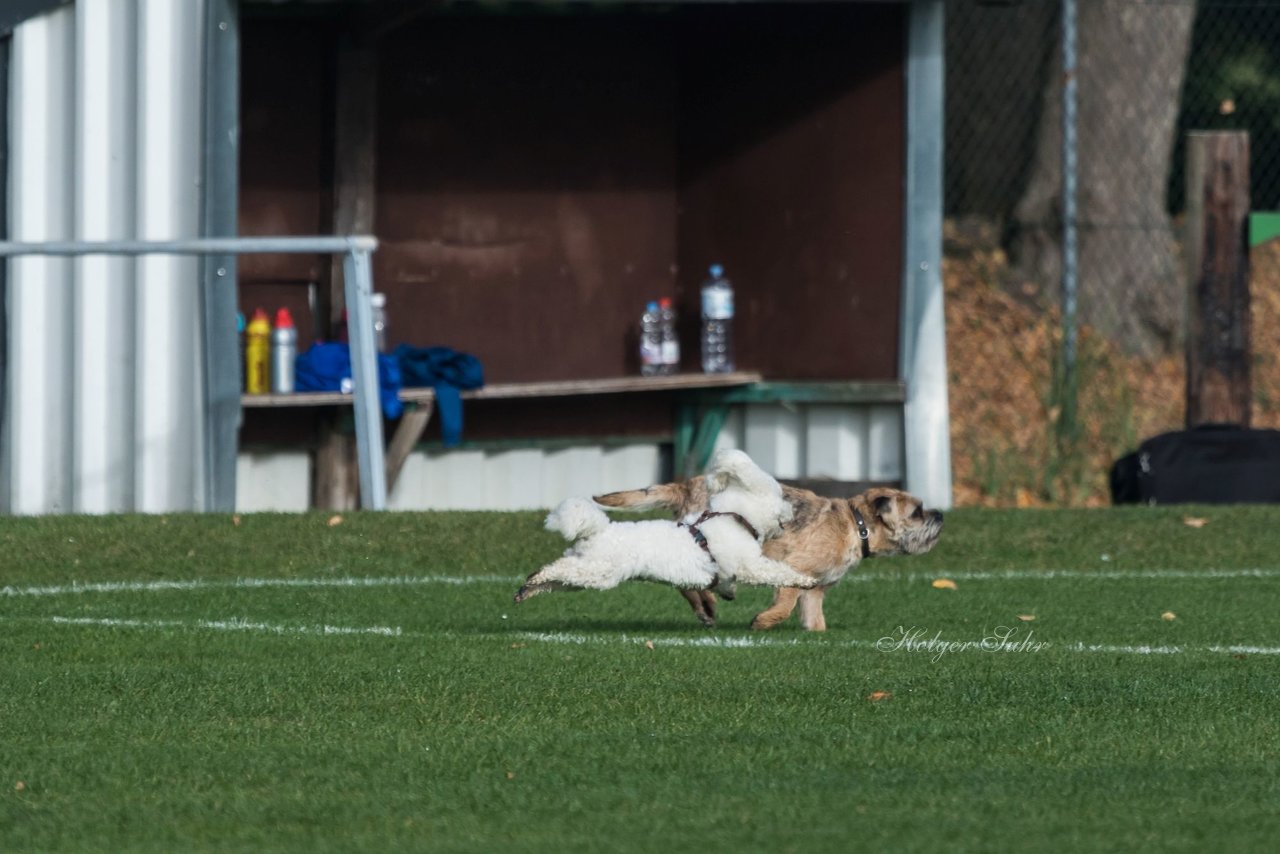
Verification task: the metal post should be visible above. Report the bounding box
[1060,0,1079,436]
[901,0,952,510]
[0,236,385,511]
[200,0,240,513]
[343,247,387,510]
[0,35,10,509]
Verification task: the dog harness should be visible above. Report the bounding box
[852,506,872,559]
[680,510,760,555]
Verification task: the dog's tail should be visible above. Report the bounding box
[593,480,703,515]
[545,497,611,542]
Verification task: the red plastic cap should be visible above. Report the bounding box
[659,297,673,308]
[274,307,295,329]
[252,307,269,321]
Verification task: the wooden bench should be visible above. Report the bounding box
[242,371,764,494]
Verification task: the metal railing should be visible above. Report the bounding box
[0,235,387,510]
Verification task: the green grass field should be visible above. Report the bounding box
[3,506,1279,853]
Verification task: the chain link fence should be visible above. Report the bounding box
[943,0,1280,506]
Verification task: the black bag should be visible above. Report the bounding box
[1110,425,1280,505]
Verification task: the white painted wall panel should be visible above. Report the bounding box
[484,448,544,510]
[387,453,430,510]
[270,443,664,512]
[236,404,900,512]
[74,0,138,512]
[806,406,870,481]
[867,404,904,482]
[236,452,309,512]
[4,2,207,515]
[540,447,605,507]
[600,445,662,493]
[135,0,204,512]
[744,404,804,479]
[5,9,76,515]
[432,449,488,510]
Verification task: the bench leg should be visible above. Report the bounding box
[314,413,359,511]
[689,404,729,476]
[385,400,435,495]
[675,398,731,478]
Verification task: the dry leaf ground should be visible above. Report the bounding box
[945,222,1280,507]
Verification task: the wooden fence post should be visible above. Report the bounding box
[1184,131,1250,428]
[314,35,378,510]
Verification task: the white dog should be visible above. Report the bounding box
[513,449,818,603]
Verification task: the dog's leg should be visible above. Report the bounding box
[796,585,832,632]
[680,589,718,628]
[514,556,600,603]
[750,587,803,631]
[733,555,820,590]
[513,580,572,603]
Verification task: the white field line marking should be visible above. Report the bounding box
[0,574,522,599]
[4,567,1280,600]
[513,631,1280,657]
[518,630,809,649]
[1064,642,1280,656]
[35,615,404,638]
[13,617,1280,656]
[851,567,1280,583]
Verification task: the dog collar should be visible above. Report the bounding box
[852,507,872,559]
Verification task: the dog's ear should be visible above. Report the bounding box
[872,494,895,521]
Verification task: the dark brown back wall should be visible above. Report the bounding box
[677,3,906,380]
[376,14,679,383]
[372,4,906,384]
[239,4,907,442]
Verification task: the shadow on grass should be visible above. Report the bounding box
[493,617,721,634]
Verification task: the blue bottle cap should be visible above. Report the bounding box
[709,264,724,278]
[647,301,660,311]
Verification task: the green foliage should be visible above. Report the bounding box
[1170,3,1280,211]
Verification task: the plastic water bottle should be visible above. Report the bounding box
[658,297,680,375]
[701,264,735,373]
[371,292,389,353]
[244,308,271,394]
[640,301,662,377]
[270,307,298,394]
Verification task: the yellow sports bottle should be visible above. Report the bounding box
[245,308,271,394]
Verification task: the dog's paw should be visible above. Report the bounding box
[749,616,774,632]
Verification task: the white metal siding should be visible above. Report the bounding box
[236,452,310,513]
[723,403,904,484]
[136,0,204,512]
[3,1,206,514]
[384,445,665,512]
[238,401,904,512]
[6,9,76,515]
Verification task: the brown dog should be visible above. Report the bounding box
[594,479,943,631]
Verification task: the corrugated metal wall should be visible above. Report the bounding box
[3,1,206,514]
[234,401,904,512]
